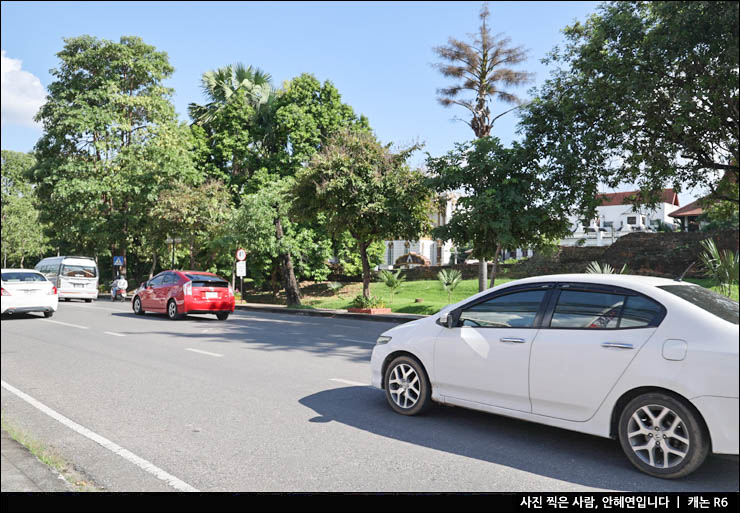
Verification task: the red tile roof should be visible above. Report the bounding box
[669,200,703,218]
[597,189,679,207]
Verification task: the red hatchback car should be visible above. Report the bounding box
[132,270,235,320]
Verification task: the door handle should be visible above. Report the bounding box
[500,337,526,344]
[601,342,634,350]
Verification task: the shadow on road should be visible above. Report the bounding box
[299,385,739,492]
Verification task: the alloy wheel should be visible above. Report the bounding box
[627,404,690,469]
[388,363,421,410]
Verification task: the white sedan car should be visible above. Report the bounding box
[1,269,59,318]
[371,274,739,479]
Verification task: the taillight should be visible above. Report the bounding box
[1,287,9,296]
[49,286,57,295]
[183,281,192,296]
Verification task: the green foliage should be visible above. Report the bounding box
[519,1,739,217]
[585,261,629,274]
[426,137,572,273]
[292,129,433,298]
[437,268,463,304]
[350,294,385,309]
[377,269,406,304]
[699,238,739,297]
[331,234,385,277]
[1,151,48,266]
[32,35,198,282]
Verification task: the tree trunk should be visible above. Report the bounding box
[478,258,488,292]
[359,241,372,299]
[149,250,157,279]
[275,216,301,306]
[189,236,195,270]
[489,243,502,289]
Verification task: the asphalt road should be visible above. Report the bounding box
[1,300,738,492]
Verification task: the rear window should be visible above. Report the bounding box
[61,265,97,278]
[658,285,738,325]
[2,272,47,282]
[185,274,228,288]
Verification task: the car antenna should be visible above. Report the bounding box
[676,261,696,282]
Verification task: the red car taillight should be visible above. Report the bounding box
[1,287,9,296]
[183,281,192,296]
[49,286,57,295]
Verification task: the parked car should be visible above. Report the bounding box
[35,256,99,302]
[371,274,739,479]
[1,269,59,317]
[132,270,235,320]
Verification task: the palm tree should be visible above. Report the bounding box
[188,63,274,126]
[433,3,534,292]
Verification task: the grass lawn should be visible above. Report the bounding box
[239,275,738,315]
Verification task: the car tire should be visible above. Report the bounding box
[43,311,54,318]
[85,299,92,303]
[133,296,145,315]
[216,312,229,321]
[618,392,709,479]
[383,356,432,416]
[167,299,181,320]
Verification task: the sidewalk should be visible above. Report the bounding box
[0,430,71,492]
[98,294,426,324]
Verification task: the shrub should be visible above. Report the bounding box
[585,261,629,274]
[350,294,385,309]
[437,268,463,304]
[699,238,739,297]
[377,269,405,305]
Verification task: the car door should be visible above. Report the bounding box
[529,284,665,422]
[153,272,176,312]
[433,284,552,412]
[140,274,164,310]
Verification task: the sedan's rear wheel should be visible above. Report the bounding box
[43,311,54,318]
[133,296,144,315]
[618,393,709,479]
[383,356,431,416]
[216,312,229,321]
[167,299,181,320]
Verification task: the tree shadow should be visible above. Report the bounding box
[299,385,739,492]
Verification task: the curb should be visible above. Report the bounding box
[96,294,425,324]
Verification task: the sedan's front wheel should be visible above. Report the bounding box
[618,392,709,479]
[383,356,431,416]
[133,297,145,315]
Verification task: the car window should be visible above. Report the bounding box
[458,289,547,328]
[162,273,176,285]
[658,284,738,325]
[619,295,664,328]
[1,272,47,282]
[61,264,97,278]
[149,275,165,287]
[551,290,625,329]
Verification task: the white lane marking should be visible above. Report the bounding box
[104,331,125,337]
[41,319,89,330]
[1,380,199,492]
[330,378,369,387]
[184,348,223,358]
[63,303,124,312]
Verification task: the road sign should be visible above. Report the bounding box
[113,256,125,266]
[165,237,182,244]
[236,261,247,277]
[236,248,247,261]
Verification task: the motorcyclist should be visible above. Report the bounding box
[111,274,128,301]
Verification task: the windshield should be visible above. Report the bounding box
[1,272,47,282]
[658,285,738,325]
[61,265,97,278]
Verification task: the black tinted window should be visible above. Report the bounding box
[620,295,664,328]
[658,285,738,325]
[149,275,165,287]
[61,265,97,278]
[458,290,547,328]
[551,290,625,329]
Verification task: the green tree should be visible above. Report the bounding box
[433,2,534,290]
[426,137,572,289]
[1,151,48,267]
[519,1,739,217]
[32,35,199,279]
[438,268,463,304]
[292,129,432,299]
[378,269,406,305]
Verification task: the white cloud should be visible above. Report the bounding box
[1,50,46,128]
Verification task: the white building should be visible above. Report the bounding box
[380,193,458,269]
[561,189,680,247]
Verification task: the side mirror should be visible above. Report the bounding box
[439,311,455,328]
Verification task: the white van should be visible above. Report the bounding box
[35,256,99,301]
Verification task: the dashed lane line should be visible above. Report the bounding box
[184,348,224,358]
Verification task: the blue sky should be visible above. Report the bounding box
[0,1,703,204]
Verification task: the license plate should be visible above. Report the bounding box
[205,292,219,299]
[73,283,84,288]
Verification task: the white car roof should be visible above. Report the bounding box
[2,268,43,273]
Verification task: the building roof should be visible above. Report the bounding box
[668,199,703,218]
[597,189,679,207]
